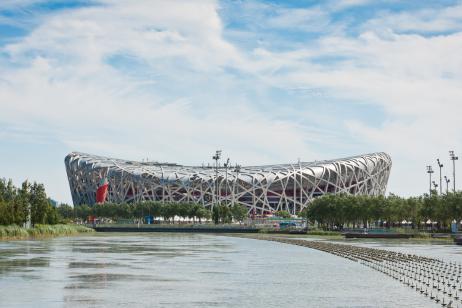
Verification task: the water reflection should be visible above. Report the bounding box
[0,233,452,307]
[0,240,52,276]
[0,257,49,271]
[68,261,120,269]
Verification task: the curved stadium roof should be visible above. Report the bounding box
[65,152,392,214]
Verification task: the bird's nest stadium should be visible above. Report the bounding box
[65,152,392,215]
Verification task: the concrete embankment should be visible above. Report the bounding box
[93,225,259,233]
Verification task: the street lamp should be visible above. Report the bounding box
[212,150,222,208]
[426,165,434,195]
[437,159,443,195]
[223,158,230,205]
[160,167,165,203]
[449,150,458,193]
[233,164,241,206]
[444,176,450,194]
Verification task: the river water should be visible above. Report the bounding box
[0,233,458,307]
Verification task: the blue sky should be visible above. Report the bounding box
[1,0,462,203]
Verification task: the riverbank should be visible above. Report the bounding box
[0,224,94,240]
[234,232,456,243]
[93,224,259,233]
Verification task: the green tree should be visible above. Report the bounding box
[219,204,232,224]
[403,197,422,228]
[75,204,91,220]
[146,201,162,220]
[161,202,175,223]
[46,205,59,224]
[0,179,16,203]
[188,203,202,223]
[116,203,131,219]
[231,204,247,224]
[195,207,210,224]
[275,210,291,219]
[0,200,13,225]
[10,181,30,226]
[177,202,190,222]
[30,183,49,226]
[212,206,220,224]
[57,204,74,220]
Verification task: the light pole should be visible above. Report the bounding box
[212,150,221,209]
[161,167,165,203]
[444,176,450,194]
[437,158,443,195]
[233,164,241,206]
[432,180,438,192]
[223,158,230,206]
[449,150,458,193]
[426,165,434,195]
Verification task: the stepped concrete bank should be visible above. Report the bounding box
[343,232,412,239]
[236,235,462,307]
[455,237,462,245]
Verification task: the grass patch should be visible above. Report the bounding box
[0,224,94,240]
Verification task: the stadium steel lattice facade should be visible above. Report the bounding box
[65,152,392,214]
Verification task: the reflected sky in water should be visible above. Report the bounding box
[0,233,451,307]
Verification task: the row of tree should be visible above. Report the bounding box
[4,176,462,230]
[0,179,59,226]
[0,177,249,226]
[212,204,248,224]
[301,192,462,230]
[58,201,249,224]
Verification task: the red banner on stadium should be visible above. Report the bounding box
[96,178,108,203]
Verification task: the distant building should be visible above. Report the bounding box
[65,152,392,215]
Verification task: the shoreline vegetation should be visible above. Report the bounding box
[1,177,461,242]
[0,224,94,240]
[300,193,462,232]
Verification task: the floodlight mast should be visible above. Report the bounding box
[233,164,241,206]
[449,151,458,193]
[444,176,450,194]
[212,150,222,209]
[224,158,230,205]
[426,165,434,195]
[436,158,443,195]
[432,180,438,191]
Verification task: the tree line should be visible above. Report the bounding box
[0,178,59,226]
[0,177,249,226]
[301,192,462,231]
[5,176,462,230]
[58,201,249,224]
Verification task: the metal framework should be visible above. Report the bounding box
[65,152,392,214]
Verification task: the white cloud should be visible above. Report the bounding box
[328,0,373,11]
[364,4,462,33]
[224,5,462,196]
[2,0,462,202]
[265,7,330,32]
[0,0,326,202]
